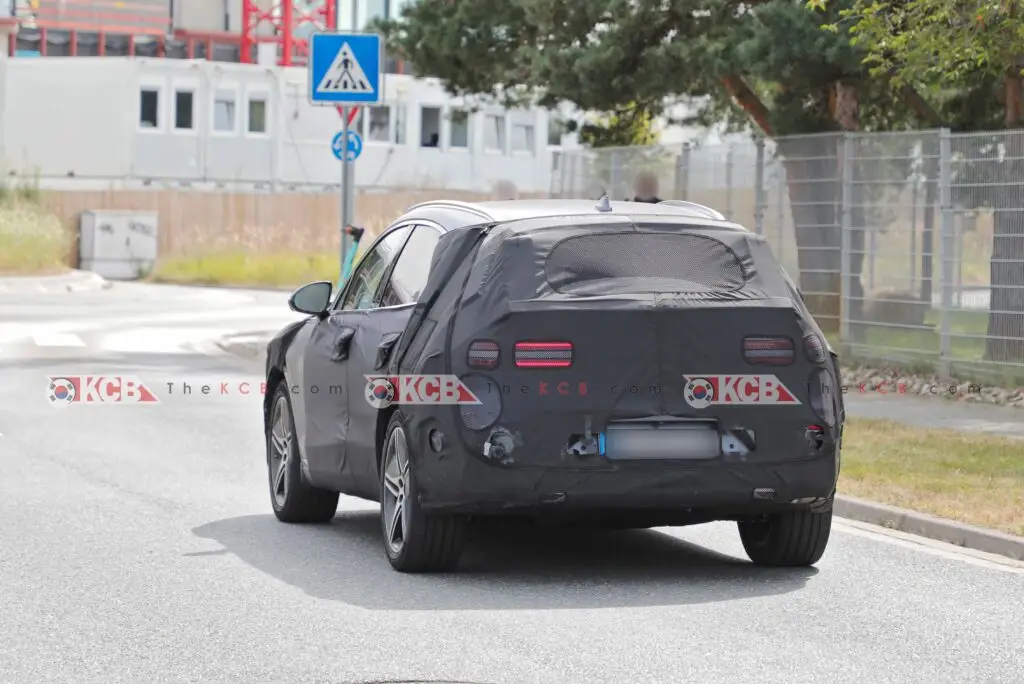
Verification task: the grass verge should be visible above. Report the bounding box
[841,418,1024,537]
[0,194,70,275]
[151,251,343,289]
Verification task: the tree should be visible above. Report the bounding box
[810,0,1024,361]
[376,0,924,333]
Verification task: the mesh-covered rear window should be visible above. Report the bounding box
[545,231,746,294]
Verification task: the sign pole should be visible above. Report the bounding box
[308,16,382,287]
[340,106,352,286]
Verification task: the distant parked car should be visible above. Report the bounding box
[262,198,845,573]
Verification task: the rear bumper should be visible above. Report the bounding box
[415,447,839,516]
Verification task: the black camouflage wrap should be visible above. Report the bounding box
[387,215,842,512]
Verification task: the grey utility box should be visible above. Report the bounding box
[78,210,159,280]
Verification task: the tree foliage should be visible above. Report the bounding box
[808,0,1022,129]
[810,1,1024,81]
[577,106,659,148]
[374,0,920,137]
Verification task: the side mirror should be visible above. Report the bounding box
[289,281,333,316]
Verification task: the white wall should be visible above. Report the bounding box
[1,57,571,193]
[3,58,136,178]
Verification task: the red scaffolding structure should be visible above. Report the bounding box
[241,0,337,67]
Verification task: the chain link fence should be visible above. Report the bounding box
[553,129,1024,383]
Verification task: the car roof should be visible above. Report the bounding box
[396,199,749,233]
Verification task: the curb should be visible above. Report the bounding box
[0,269,109,293]
[835,494,1024,561]
[216,333,273,361]
[147,279,297,293]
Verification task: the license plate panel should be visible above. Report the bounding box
[603,420,720,461]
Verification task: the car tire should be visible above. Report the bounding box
[266,384,339,523]
[737,506,833,567]
[379,410,468,573]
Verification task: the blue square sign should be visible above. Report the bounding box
[308,32,383,106]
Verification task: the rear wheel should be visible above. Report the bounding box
[737,507,832,567]
[267,385,339,523]
[380,411,468,573]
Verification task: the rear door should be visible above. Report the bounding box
[298,225,411,492]
[344,223,443,495]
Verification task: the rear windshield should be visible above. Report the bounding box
[544,230,746,295]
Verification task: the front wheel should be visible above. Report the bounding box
[379,411,468,573]
[737,507,833,567]
[266,384,339,523]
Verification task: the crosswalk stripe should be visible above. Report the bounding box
[32,333,86,347]
[99,327,240,354]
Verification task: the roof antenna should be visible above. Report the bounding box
[594,194,613,213]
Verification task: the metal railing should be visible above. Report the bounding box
[553,129,1024,382]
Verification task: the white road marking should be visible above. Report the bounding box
[0,324,34,343]
[100,327,240,354]
[32,333,86,347]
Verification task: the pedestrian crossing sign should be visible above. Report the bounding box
[308,32,383,106]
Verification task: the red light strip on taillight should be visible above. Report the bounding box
[514,341,573,368]
[743,336,794,366]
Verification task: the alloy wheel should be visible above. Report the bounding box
[381,426,411,555]
[269,394,292,507]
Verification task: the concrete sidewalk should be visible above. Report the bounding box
[843,393,1024,439]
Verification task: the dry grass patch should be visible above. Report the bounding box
[840,418,1024,536]
[0,195,72,275]
[151,251,343,289]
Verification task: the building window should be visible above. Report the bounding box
[247,95,268,134]
[213,90,237,133]
[448,109,469,149]
[366,106,390,142]
[174,90,194,130]
[393,104,406,144]
[548,114,566,146]
[421,106,441,147]
[139,87,160,128]
[484,114,506,152]
[512,123,535,153]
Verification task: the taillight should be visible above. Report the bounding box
[804,333,827,365]
[742,336,794,366]
[808,369,836,427]
[514,341,573,368]
[467,340,500,369]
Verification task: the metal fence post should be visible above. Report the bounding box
[725,144,734,220]
[938,128,953,379]
[775,171,785,264]
[840,133,854,349]
[754,137,766,235]
[675,143,691,200]
[610,149,623,200]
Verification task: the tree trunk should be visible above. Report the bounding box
[778,135,844,335]
[985,70,1024,361]
[774,83,866,337]
[833,82,867,342]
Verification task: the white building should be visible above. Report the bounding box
[0,56,578,193]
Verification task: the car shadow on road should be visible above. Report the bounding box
[191,511,817,610]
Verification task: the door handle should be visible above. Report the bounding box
[375,332,402,370]
[332,327,356,362]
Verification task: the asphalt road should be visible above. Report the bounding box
[2,284,1024,684]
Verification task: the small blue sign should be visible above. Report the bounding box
[332,131,363,162]
[309,32,383,106]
